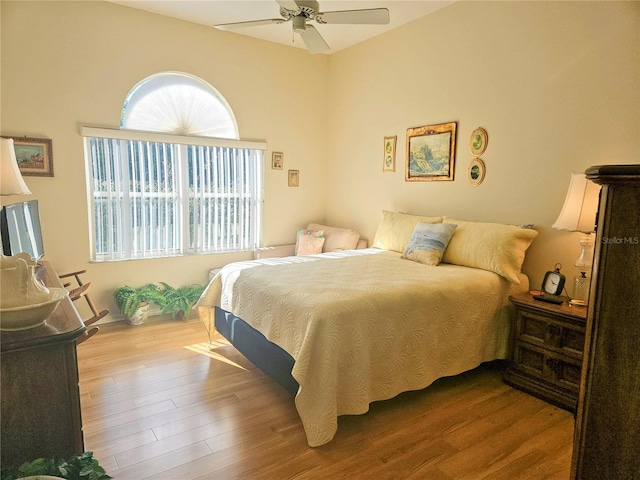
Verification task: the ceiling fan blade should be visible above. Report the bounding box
[317,8,390,25]
[215,18,285,31]
[298,25,329,54]
[276,0,300,11]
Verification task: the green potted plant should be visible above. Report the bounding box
[0,451,111,480]
[158,282,205,320]
[113,284,163,325]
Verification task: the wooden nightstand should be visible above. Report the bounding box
[503,291,587,412]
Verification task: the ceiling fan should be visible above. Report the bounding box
[214,0,390,54]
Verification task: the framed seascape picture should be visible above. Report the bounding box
[6,136,54,177]
[272,151,284,170]
[405,122,456,182]
[383,136,397,172]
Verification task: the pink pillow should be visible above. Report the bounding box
[295,229,325,256]
[306,223,360,252]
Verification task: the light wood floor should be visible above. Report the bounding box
[77,316,575,480]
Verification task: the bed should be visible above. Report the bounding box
[196,212,538,447]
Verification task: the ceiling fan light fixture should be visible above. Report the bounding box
[292,15,306,33]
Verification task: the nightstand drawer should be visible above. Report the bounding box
[513,340,582,392]
[516,310,585,358]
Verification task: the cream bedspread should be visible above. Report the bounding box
[196,248,527,447]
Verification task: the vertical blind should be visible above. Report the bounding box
[82,127,265,262]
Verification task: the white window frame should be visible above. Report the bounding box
[82,126,265,262]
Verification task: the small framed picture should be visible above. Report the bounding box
[4,136,54,177]
[467,158,486,186]
[383,136,397,172]
[288,169,299,187]
[469,127,488,157]
[272,151,283,170]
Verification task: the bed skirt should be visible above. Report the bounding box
[215,306,299,396]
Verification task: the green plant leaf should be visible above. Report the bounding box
[1,452,111,480]
[16,457,57,476]
[156,283,204,320]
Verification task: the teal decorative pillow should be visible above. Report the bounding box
[402,222,457,266]
[295,229,325,256]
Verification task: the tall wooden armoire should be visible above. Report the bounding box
[571,164,640,479]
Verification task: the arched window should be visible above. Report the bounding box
[83,72,264,262]
[120,72,238,138]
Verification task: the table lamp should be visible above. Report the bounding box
[1,138,32,195]
[552,172,601,306]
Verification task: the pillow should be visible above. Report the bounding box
[441,218,538,284]
[402,222,457,266]
[306,223,360,252]
[295,229,325,256]
[372,210,443,253]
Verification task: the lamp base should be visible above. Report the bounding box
[571,272,591,306]
[575,233,595,272]
[571,233,595,306]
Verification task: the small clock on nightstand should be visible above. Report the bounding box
[541,264,566,296]
[532,264,567,305]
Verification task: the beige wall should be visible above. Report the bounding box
[325,1,640,289]
[1,1,329,319]
[1,1,639,319]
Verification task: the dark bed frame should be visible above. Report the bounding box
[214,306,299,395]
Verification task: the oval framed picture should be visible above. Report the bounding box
[467,158,486,186]
[469,127,488,156]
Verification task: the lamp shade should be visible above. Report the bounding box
[552,173,601,233]
[1,138,31,195]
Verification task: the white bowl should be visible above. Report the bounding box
[0,288,69,331]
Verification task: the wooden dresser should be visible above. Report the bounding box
[504,292,587,412]
[571,164,640,479]
[1,262,86,470]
